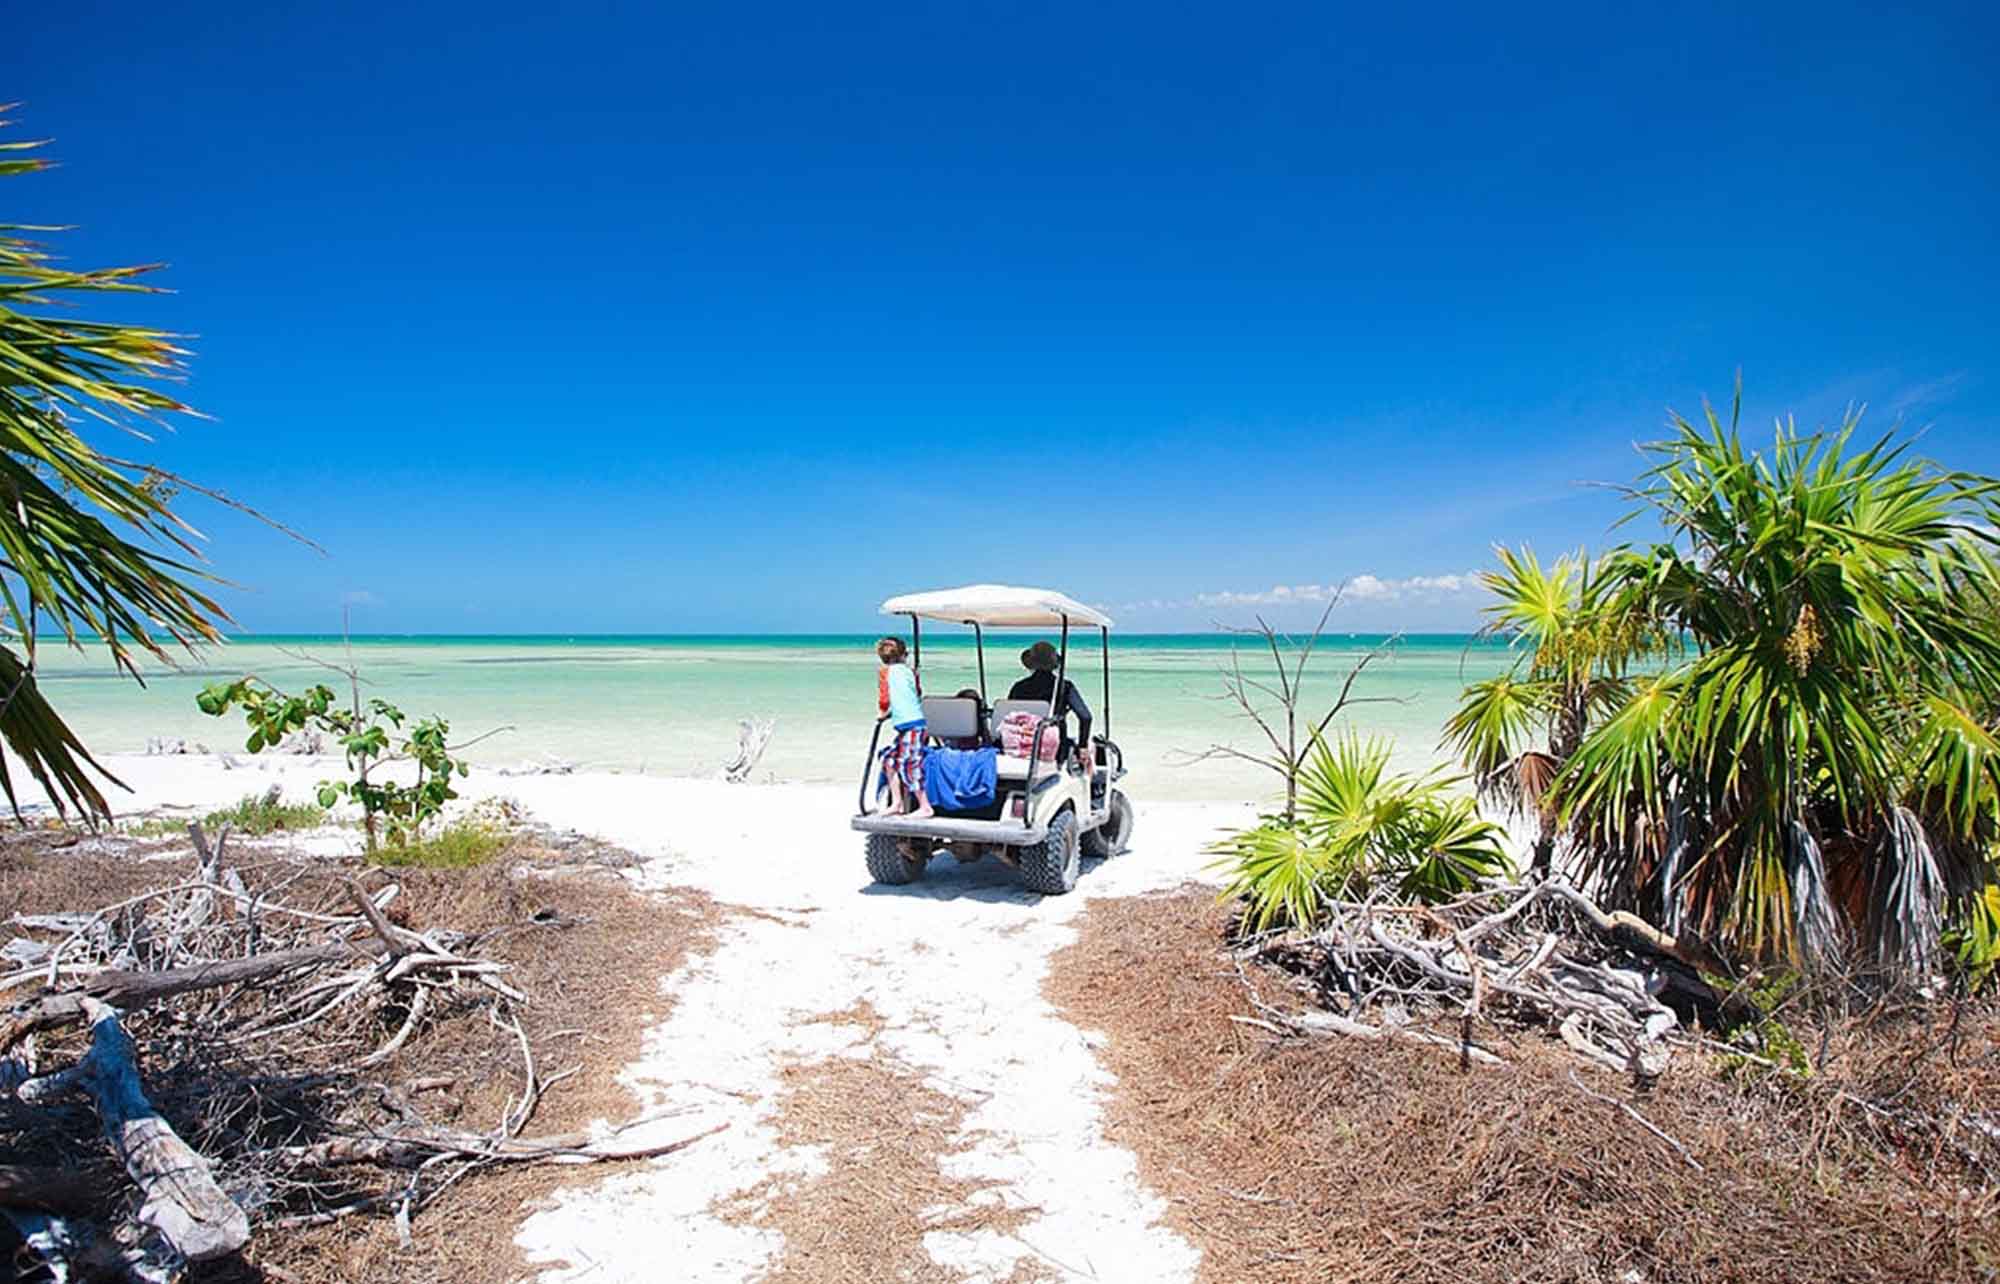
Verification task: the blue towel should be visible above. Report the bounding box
[923,746,998,811]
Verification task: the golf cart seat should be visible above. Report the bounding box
[994,753,1056,780]
[921,695,983,746]
[989,698,1063,779]
[987,698,1054,744]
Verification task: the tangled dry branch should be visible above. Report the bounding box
[0,822,720,1280]
[1235,879,1728,1080]
[1234,877,2000,1190]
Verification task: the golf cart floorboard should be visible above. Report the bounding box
[851,811,1102,846]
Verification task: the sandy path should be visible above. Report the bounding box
[58,755,1253,1282]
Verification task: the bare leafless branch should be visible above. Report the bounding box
[1181,594,1403,823]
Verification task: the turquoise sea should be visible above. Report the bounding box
[30,634,1516,803]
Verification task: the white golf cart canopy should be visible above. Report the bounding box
[880,584,1113,630]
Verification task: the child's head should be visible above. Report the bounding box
[875,636,907,665]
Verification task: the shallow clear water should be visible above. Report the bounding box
[30,634,1515,803]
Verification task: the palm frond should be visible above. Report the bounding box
[0,645,120,819]
[1442,675,1542,781]
[1212,731,1512,929]
[1872,807,1946,981]
[1550,390,2000,975]
[0,121,239,820]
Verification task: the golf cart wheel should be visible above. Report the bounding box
[1017,807,1081,895]
[1082,790,1134,859]
[865,832,926,885]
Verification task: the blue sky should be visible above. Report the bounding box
[12,1,1997,633]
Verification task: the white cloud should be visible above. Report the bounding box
[1193,583,1339,608]
[1182,572,1482,610]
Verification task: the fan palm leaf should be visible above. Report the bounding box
[1212,731,1511,931]
[1443,545,1648,874]
[0,117,238,819]
[1551,380,2000,975]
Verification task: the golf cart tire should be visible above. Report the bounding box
[1017,807,1081,895]
[865,832,925,885]
[1082,790,1134,859]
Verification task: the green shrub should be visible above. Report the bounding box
[203,793,330,835]
[198,678,474,853]
[124,792,329,838]
[1720,973,1814,1079]
[1945,882,2000,991]
[368,820,509,869]
[1210,731,1512,932]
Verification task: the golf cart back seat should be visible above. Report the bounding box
[920,696,983,745]
[989,698,1061,778]
[988,698,1054,742]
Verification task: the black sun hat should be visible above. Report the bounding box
[1020,640,1061,671]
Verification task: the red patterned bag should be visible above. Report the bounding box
[999,711,1060,761]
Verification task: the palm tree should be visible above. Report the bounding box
[1211,730,1511,932]
[1442,546,1645,875]
[1,115,239,818]
[1554,385,2000,978]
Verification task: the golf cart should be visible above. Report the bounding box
[850,584,1134,894]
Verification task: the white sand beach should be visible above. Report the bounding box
[39,753,1255,1282]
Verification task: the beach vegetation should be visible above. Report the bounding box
[1945,885,2000,990]
[1210,731,1511,932]
[1458,384,2000,981]
[0,118,290,821]
[200,790,331,835]
[124,791,329,838]
[197,677,470,852]
[1182,592,1402,826]
[1442,546,1651,874]
[367,818,509,868]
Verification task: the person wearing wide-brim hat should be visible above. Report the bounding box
[1007,639,1093,760]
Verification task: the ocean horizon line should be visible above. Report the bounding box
[201,630,1506,645]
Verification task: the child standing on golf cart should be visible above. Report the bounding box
[875,637,933,817]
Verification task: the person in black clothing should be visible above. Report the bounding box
[1007,640,1093,762]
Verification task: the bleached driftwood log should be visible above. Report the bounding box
[2,942,361,1051]
[722,717,775,782]
[18,997,250,1261]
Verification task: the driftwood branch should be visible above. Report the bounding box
[18,997,250,1261]
[4,942,371,1049]
[1231,879,1709,1079]
[722,716,775,782]
[0,824,704,1272]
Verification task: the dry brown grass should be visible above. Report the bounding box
[1047,884,2000,1284]
[0,824,719,1284]
[714,1002,1050,1284]
[236,856,719,1284]
[0,826,191,916]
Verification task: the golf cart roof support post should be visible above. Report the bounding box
[968,620,987,698]
[1017,613,1070,831]
[909,613,921,676]
[1101,624,1111,737]
[857,716,886,814]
